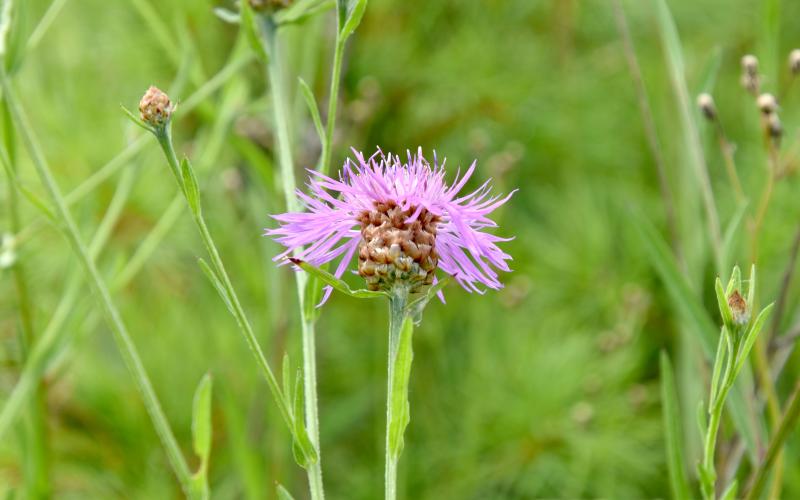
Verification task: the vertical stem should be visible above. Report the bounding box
[0,72,195,497]
[2,97,50,498]
[385,287,410,500]
[262,20,325,499]
[702,332,735,500]
[320,36,345,176]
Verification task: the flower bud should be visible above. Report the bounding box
[741,54,759,76]
[727,290,750,326]
[790,49,800,75]
[757,93,778,115]
[697,93,717,121]
[767,113,783,142]
[139,86,173,128]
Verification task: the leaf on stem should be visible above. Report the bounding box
[181,157,202,215]
[660,351,692,500]
[282,352,292,413]
[338,0,367,39]
[734,303,774,377]
[192,373,213,463]
[289,258,386,299]
[120,104,154,133]
[715,277,734,330]
[213,7,240,24]
[276,483,296,500]
[388,316,414,459]
[276,0,335,26]
[240,1,269,63]
[290,369,319,468]
[298,78,325,150]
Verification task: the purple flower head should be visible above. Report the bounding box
[266,148,515,303]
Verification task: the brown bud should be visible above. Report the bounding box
[139,86,173,128]
[767,113,783,142]
[790,49,800,75]
[727,290,750,326]
[757,93,778,115]
[741,54,759,76]
[697,93,717,121]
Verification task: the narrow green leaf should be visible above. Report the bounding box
[388,316,414,458]
[660,351,692,500]
[727,265,742,296]
[709,327,726,408]
[240,1,268,63]
[180,157,201,215]
[715,278,733,330]
[276,0,334,26]
[282,353,292,412]
[212,7,240,24]
[721,202,748,273]
[291,369,318,467]
[340,0,367,39]
[197,258,235,316]
[276,483,296,500]
[192,373,213,462]
[120,104,154,133]
[18,184,56,224]
[734,303,774,377]
[746,264,756,309]
[289,258,386,299]
[721,479,738,500]
[298,78,325,148]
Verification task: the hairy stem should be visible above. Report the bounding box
[385,287,412,500]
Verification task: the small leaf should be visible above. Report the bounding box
[388,316,414,458]
[291,369,318,467]
[340,0,367,39]
[181,157,202,215]
[746,264,756,309]
[282,353,292,412]
[298,78,325,149]
[289,258,386,299]
[660,352,692,500]
[276,0,334,26]
[709,327,726,408]
[726,265,741,296]
[192,373,213,462]
[715,277,733,330]
[198,258,235,316]
[120,104,154,133]
[240,1,269,63]
[276,483,296,500]
[734,303,774,377]
[213,7,240,24]
[720,479,738,500]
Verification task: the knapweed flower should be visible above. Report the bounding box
[267,148,515,302]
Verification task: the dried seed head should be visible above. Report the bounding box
[757,93,778,115]
[356,200,440,293]
[727,290,750,326]
[697,93,717,121]
[767,113,783,142]
[741,54,759,75]
[790,49,800,75]
[139,86,173,128]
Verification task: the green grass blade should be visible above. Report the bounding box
[660,351,692,500]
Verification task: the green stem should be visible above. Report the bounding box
[385,287,412,500]
[155,128,294,433]
[745,380,800,500]
[702,332,735,500]
[263,19,325,500]
[0,72,195,498]
[2,96,50,499]
[320,36,345,176]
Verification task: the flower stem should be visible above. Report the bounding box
[0,71,195,498]
[320,35,346,176]
[262,19,325,500]
[701,331,735,500]
[385,286,413,500]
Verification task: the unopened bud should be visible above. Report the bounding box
[767,113,783,141]
[741,54,759,76]
[697,93,717,121]
[727,290,750,326]
[757,93,778,115]
[139,86,173,128]
[790,49,800,75]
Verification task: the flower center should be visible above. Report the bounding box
[356,200,440,292]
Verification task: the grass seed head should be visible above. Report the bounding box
[697,93,717,121]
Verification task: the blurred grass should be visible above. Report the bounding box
[2,0,800,498]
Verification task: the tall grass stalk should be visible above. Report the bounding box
[0,72,196,497]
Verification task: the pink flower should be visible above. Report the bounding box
[266,148,515,302]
